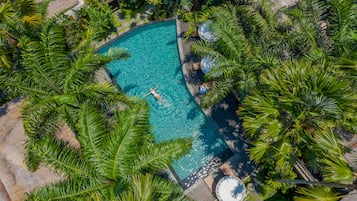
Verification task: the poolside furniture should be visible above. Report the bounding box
[215,176,246,201]
[199,82,212,94]
[193,62,201,71]
[220,163,236,176]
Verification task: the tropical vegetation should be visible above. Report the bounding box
[189,0,357,199]
[26,101,191,200]
[1,0,356,200]
[1,1,192,200]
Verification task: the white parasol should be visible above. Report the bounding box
[200,57,215,74]
[198,22,217,42]
[216,176,246,201]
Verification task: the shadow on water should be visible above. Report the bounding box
[122,84,139,93]
[174,65,182,76]
[179,94,255,189]
[110,68,122,78]
[179,115,233,188]
[186,104,200,120]
[167,39,176,45]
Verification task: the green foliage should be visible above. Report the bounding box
[147,0,179,20]
[26,102,192,200]
[294,186,342,201]
[0,22,132,170]
[239,60,356,188]
[182,11,208,40]
[191,3,285,107]
[0,0,44,71]
[121,0,146,10]
[57,2,116,48]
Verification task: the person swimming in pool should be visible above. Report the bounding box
[150,87,161,100]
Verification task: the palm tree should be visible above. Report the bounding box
[238,60,356,187]
[281,0,357,59]
[0,22,132,170]
[191,2,283,108]
[25,101,192,200]
[324,0,356,57]
[294,186,343,201]
[0,0,42,70]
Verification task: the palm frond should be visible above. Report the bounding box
[326,0,356,56]
[210,5,248,59]
[313,128,343,156]
[200,79,233,108]
[294,186,342,201]
[77,104,108,174]
[322,157,354,184]
[13,0,37,17]
[100,47,131,63]
[0,45,13,68]
[25,178,112,201]
[131,138,192,173]
[117,173,189,201]
[21,98,61,137]
[23,137,42,171]
[124,174,156,201]
[35,136,96,178]
[190,40,222,59]
[21,14,42,26]
[249,141,270,162]
[102,101,151,179]
[236,4,269,41]
[39,22,69,74]
[152,174,190,201]
[206,59,242,79]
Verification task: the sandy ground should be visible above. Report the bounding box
[0,101,63,201]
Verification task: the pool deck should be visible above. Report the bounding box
[176,19,254,201]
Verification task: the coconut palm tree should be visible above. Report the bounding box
[0,21,132,170]
[25,101,192,200]
[238,60,357,187]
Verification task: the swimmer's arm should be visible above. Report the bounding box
[154,85,159,91]
[143,92,151,97]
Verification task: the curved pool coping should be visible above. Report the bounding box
[96,19,239,190]
[96,18,203,111]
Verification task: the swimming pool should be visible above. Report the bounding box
[99,20,229,187]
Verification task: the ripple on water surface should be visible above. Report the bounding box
[100,21,228,182]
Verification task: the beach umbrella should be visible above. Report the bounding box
[200,57,215,74]
[198,22,217,42]
[215,176,246,201]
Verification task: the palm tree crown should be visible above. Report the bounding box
[0,21,132,170]
[238,60,356,188]
[26,101,192,200]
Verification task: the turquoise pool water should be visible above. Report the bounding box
[99,20,228,182]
